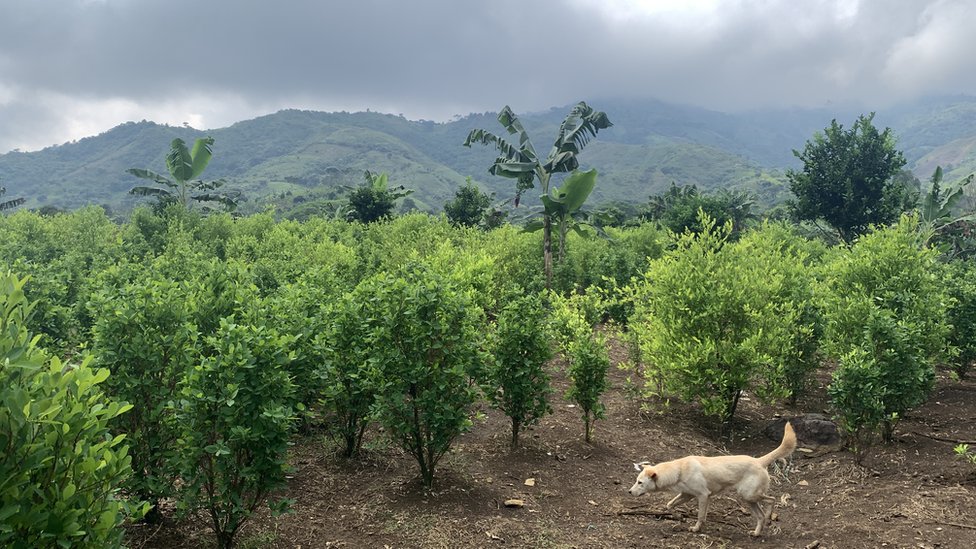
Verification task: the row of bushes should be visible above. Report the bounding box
[1,204,621,547]
[0,205,664,354]
[627,213,968,462]
[4,205,976,545]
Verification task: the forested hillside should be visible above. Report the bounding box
[2,96,976,215]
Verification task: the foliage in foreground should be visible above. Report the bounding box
[177,318,297,549]
[1,271,144,548]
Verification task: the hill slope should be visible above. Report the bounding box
[2,96,976,215]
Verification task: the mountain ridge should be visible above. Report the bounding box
[2,96,975,215]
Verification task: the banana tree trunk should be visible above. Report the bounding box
[543,215,553,289]
[558,217,568,263]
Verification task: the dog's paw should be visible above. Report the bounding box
[689,524,701,533]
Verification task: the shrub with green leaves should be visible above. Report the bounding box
[566,329,611,443]
[1,271,145,548]
[944,259,976,379]
[90,276,197,519]
[318,292,375,457]
[631,214,817,422]
[361,264,485,488]
[735,222,823,404]
[178,318,297,549]
[488,293,553,449]
[822,216,949,450]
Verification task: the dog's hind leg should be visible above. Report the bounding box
[748,495,776,537]
[690,495,710,533]
[748,501,766,536]
[666,493,693,509]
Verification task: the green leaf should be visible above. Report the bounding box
[189,137,215,180]
[550,169,597,213]
[165,138,195,183]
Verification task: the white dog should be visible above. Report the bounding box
[629,422,796,536]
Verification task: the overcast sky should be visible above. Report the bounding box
[1,0,974,153]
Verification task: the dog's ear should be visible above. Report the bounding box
[649,471,657,479]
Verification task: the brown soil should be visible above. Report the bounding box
[126,338,976,549]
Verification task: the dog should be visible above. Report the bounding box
[629,422,796,536]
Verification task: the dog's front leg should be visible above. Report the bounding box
[690,495,709,533]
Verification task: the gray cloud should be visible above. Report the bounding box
[1,0,974,152]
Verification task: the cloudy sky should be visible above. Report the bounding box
[1,0,974,153]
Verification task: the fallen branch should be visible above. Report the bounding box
[911,431,976,445]
[932,520,976,531]
[612,509,683,521]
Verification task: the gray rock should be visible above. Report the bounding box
[765,414,843,454]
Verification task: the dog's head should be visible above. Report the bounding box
[629,461,658,496]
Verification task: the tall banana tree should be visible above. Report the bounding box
[128,137,241,211]
[464,102,612,287]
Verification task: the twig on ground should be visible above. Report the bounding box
[932,520,976,531]
[911,431,976,445]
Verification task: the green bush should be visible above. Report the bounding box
[178,318,296,549]
[734,222,823,403]
[631,214,816,422]
[361,264,485,488]
[566,329,611,443]
[90,276,197,519]
[318,291,375,457]
[944,259,976,378]
[1,271,145,548]
[487,293,553,449]
[822,216,949,449]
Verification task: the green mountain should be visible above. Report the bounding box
[2,96,975,216]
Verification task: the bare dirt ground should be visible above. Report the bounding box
[127,338,976,549]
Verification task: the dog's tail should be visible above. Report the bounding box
[758,422,797,467]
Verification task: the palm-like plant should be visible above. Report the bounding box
[0,183,25,212]
[128,137,241,211]
[464,102,612,287]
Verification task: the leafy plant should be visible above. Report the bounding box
[821,216,949,450]
[318,292,376,457]
[487,293,553,449]
[1,271,146,548]
[444,177,493,228]
[787,113,913,243]
[464,102,612,287]
[631,213,816,422]
[360,264,485,488]
[89,276,198,520]
[177,318,296,549]
[566,329,611,443]
[944,259,976,379]
[0,183,25,212]
[128,137,242,212]
[954,443,976,469]
[346,171,413,223]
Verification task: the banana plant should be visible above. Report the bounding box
[918,166,976,247]
[464,102,612,287]
[525,169,600,261]
[128,137,242,211]
[0,183,25,212]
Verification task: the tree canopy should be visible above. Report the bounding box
[787,114,913,243]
